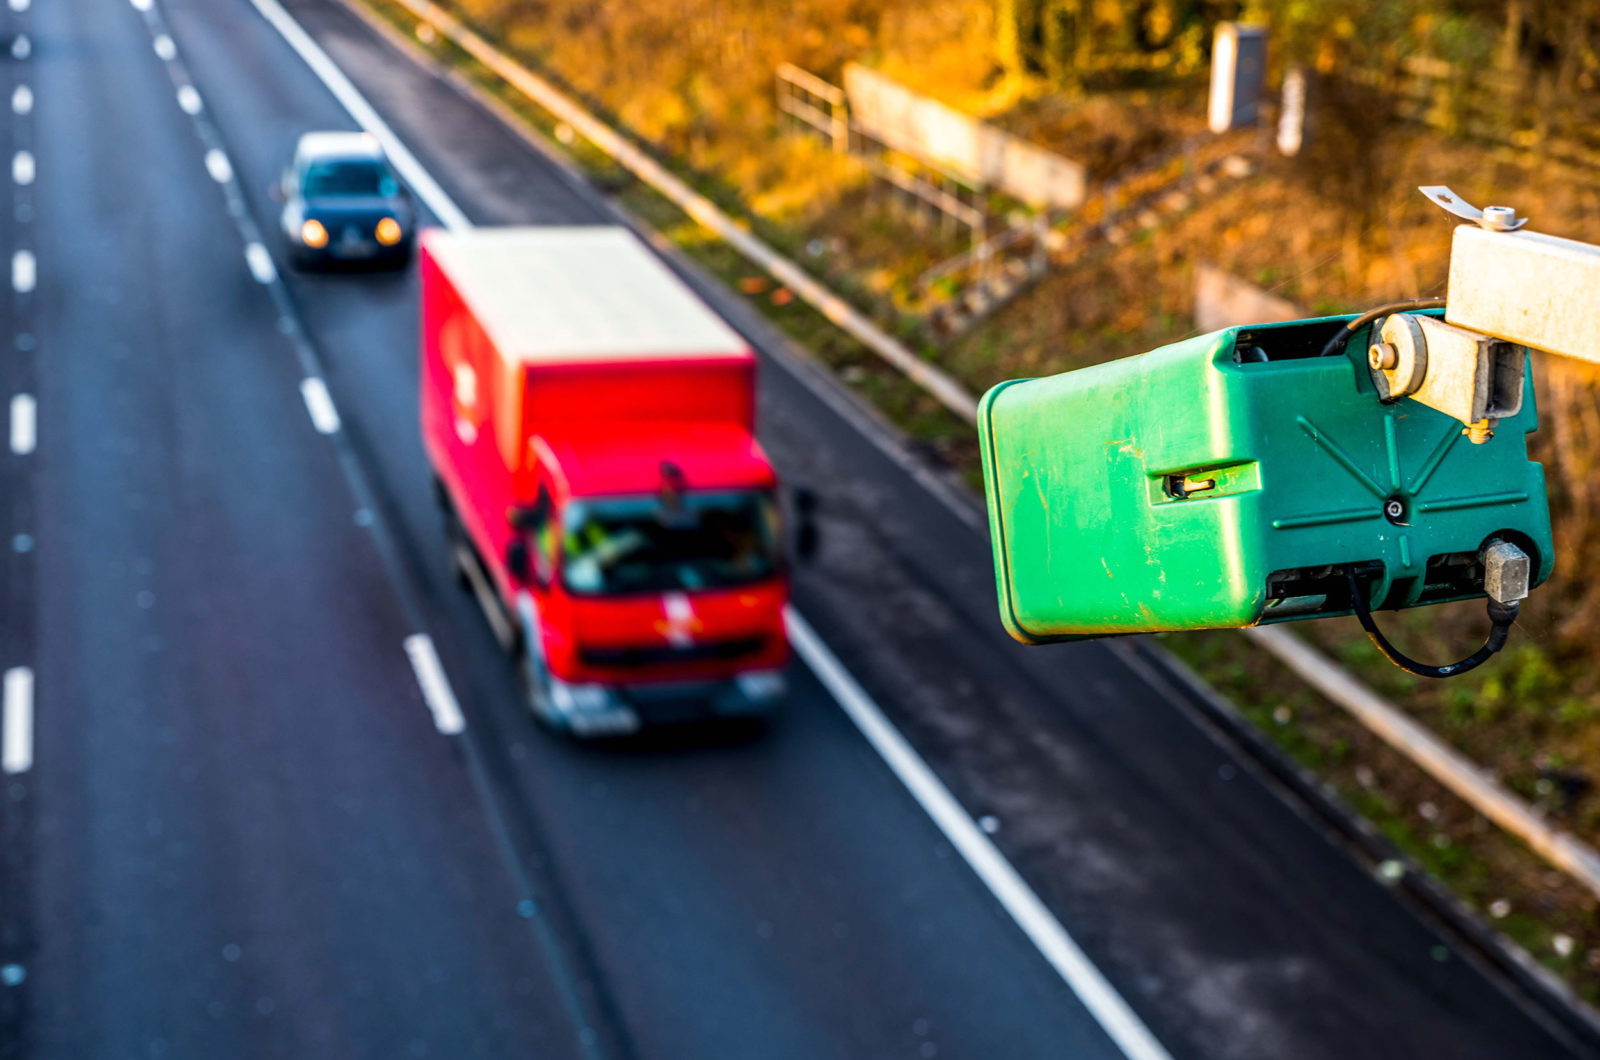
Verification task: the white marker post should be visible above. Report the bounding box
[1208,23,1267,134]
[1277,67,1307,157]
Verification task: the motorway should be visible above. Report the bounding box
[0,0,1591,1056]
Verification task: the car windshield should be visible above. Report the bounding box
[300,157,397,198]
[562,491,780,596]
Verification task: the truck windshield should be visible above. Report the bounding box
[562,491,781,596]
[301,159,397,198]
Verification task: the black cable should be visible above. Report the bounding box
[1318,298,1448,358]
[1343,566,1517,678]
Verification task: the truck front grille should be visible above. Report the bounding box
[579,636,767,669]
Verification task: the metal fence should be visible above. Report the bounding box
[777,64,987,242]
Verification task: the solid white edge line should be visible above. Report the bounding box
[251,6,1162,1050]
[9,394,36,455]
[244,0,471,233]
[204,148,233,184]
[244,241,276,283]
[299,377,341,435]
[3,667,34,775]
[12,150,34,187]
[785,607,1173,1060]
[403,634,465,734]
[11,85,32,115]
[11,250,35,293]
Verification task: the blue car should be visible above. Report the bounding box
[277,132,414,269]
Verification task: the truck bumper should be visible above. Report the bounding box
[550,669,787,736]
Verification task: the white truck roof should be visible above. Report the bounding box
[424,226,749,363]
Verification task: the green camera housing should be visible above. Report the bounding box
[978,316,1553,644]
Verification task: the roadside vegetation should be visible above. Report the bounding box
[361,0,1600,999]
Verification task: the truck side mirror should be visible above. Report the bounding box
[979,317,1553,645]
[506,539,531,582]
[791,486,819,563]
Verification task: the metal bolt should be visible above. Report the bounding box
[1465,420,1495,444]
[1368,342,1398,370]
[1384,498,1405,520]
[1480,205,1519,232]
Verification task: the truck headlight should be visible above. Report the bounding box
[551,681,611,713]
[300,218,328,248]
[375,217,403,246]
[735,670,786,701]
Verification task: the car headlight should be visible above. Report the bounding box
[300,218,328,248]
[375,217,403,246]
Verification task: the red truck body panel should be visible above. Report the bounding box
[419,227,788,693]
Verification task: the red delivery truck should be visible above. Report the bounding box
[420,226,793,735]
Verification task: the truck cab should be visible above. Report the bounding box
[507,440,788,734]
[420,226,792,735]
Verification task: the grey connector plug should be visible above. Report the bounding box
[1482,540,1531,605]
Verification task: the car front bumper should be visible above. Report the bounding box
[295,236,412,262]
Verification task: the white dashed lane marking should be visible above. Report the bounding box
[403,635,465,735]
[299,377,341,435]
[244,241,275,284]
[8,0,35,787]
[204,148,232,184]
[154,34,176,61]
[9,394,36,455]
[176,84,202,114]
[3,668,33,776]
[12,251,36,294]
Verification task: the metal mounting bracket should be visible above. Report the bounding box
[1419,185,1528,231]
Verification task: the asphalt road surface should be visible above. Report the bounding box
[0,0,1589,1056]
